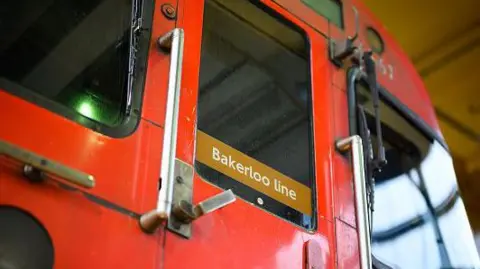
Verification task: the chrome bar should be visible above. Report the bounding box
[337,135,372,269]
[0,140,95,188]
[156,28,185,219]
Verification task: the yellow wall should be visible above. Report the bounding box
[362,0,480,230]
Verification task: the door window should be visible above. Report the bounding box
[195,0,315,229]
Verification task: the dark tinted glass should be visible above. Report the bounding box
[0,0,138,126]
[196,0,314,229]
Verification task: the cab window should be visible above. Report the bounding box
[354,83,465,268]
[302,0,343,28]
[195,0,315,229]
[0,0,150,129]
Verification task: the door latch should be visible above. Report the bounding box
[140,159,236,238]
[166,160,236,238]
[172,189,236,224]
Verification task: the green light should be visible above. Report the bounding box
[77,101,95,119]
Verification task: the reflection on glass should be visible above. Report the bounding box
[356,83,479,268]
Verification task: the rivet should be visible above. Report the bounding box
[257,197,264,205]
[161,4,176,20]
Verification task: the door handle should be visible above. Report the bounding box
[172,189,236,224]
[140,159,236,238]
[140,158,236,238]
[336,135,372,269]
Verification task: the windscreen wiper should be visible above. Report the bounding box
[360,53,393,269]
[126,0,145,115]
[358,105,375,232]
[364,51,387,172]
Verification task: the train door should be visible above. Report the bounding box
[145,0,338,268]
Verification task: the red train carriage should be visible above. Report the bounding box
[0,0,479,268]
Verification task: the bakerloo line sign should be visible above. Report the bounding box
[196,131,312,216]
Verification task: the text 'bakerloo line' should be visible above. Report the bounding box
[212,146,297,201]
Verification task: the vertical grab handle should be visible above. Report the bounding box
[336,135,372,269]
[158,28,185,218]
[140,28,185,232]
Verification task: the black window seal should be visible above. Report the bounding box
[345,67,449,152]
[195,0,317,231]
[0,0,155,138]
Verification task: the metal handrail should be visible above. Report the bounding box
[0,140,95,188]
[337,135,372,269]
[157,28,185,219]
[138,28,185,233]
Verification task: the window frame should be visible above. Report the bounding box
[193,0,317,231]
[0,0,155,138]
[345,68,448,150]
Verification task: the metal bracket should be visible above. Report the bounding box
[329,38,358,67]
[167,159,194,238]
[168,160,236,238]
[329,6,360,67]
[140,158,236,238]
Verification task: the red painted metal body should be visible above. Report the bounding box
[0,0,467,268]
